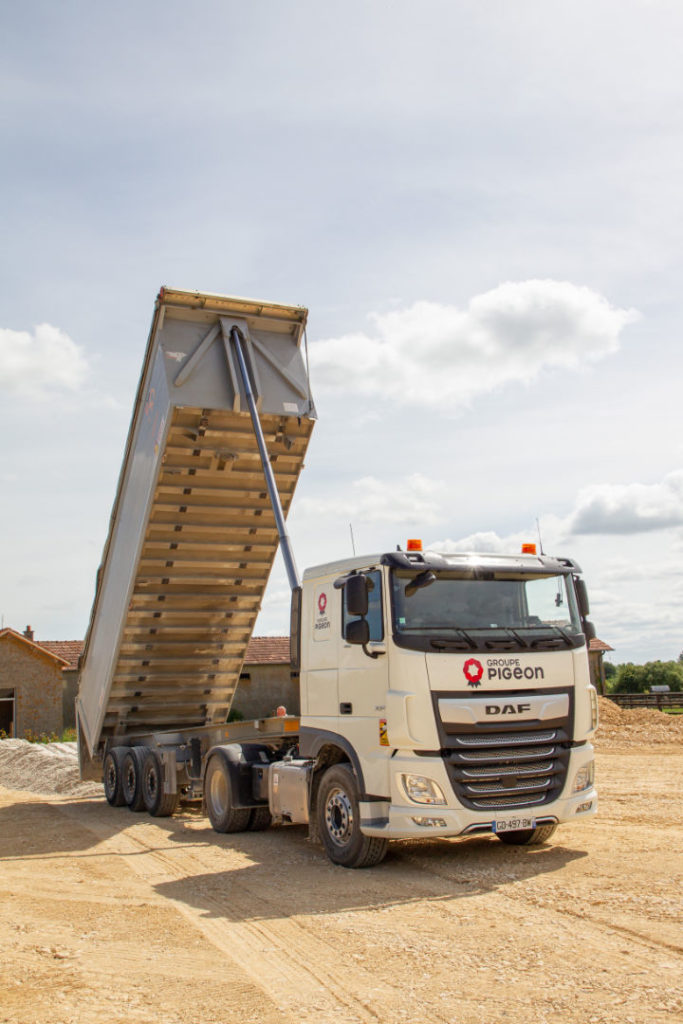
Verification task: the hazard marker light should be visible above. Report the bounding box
[521,542,537,554]
[407,539,423,551]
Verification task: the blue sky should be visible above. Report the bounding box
[1,0,681,662]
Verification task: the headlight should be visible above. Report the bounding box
[589,685,599,730]
[573,761,595,793]
[401,774,446,805]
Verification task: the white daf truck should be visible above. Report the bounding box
[78,287,598,868]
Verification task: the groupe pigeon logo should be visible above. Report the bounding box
[318,592,327,614]
[463,658,484,687]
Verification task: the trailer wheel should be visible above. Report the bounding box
[141,750,178,817]
[122,747,148,812]
[103,747,127,807]
[496,823,558,846]
[205,755,251,833]
[317,764,388,868]
[247,805,272,831]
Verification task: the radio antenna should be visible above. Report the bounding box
[536,517,545,555]
[349,524,356,556]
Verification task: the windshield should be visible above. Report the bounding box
[391,570,584,651]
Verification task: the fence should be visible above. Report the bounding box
[606,692,682,711]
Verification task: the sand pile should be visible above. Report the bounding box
[596,696,683,748]
[0,739,101,797]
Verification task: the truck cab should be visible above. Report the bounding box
[295,542,598,866]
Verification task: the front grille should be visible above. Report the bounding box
[461,761,554,779]
[442,725,570,811]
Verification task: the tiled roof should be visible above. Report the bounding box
[245,636,290,664]
[0,628,71,667]
[589,638,614,653]
[39,641,84,670]
[32,636,290,669]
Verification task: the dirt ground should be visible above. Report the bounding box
[1,720,681,1024]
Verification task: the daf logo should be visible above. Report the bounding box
[485,703,532,716]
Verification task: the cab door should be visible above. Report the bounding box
[338,570,389,754]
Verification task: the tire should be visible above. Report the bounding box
[317,764,388,868]
[496,823,558,846]
[103,747,127,807]
[122,747,148,812]
[247,805,272,831]
[205,755,251,833]
[141,749,178,817]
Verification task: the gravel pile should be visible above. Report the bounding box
[596,696,683,749]
[0,739,100,796]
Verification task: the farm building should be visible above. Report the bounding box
[0,628,295,736]
[0,627,68,737]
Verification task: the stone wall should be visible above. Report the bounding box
[0,639,63,737]
[231,663,299,719]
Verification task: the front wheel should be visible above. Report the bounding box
[496,823,558,846]
[317,764,388,868]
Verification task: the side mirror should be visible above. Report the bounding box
[345,574,369,617]
[584,619,596,642]
[575,578,590,618]
[345,618,370,646]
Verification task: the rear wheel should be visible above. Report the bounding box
[205,755,251,833]
[496,823,558,846]
[317,764,388,868]
[103,747,127,807]
[247,805,272,831]
[141,749,178,817]
[122,747,148,812]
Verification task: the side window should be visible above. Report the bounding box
[343,570,384,641]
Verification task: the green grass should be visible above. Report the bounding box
[0,728,78,743]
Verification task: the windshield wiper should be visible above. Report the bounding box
[528,625,575,648]
[482,628,530,650]
[429,628,476,651]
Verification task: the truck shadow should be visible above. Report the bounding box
[152,825,588,921]
[0,794,588,924]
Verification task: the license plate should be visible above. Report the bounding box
[493,815,536,833]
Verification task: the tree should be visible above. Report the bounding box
[611,660,683,694]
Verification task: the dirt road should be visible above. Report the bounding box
[1,747,681,1024]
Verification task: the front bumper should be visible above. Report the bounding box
[360,744,597,840]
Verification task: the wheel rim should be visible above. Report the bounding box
[104,756,117,797]
[146,763,158,799]
[208,765,229,818]
[324,786,354,847]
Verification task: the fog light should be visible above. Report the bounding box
[412,816,447,827]
[573,761,595,793]
[575,800,593,814]
[401,774,446,805]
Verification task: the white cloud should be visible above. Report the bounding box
[0,323,89,399]
[428,530,531,555]
[298,473,445,526]
[567,470,683,535]
[310,280,638,408]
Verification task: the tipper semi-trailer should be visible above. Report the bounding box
[78,287,598,868]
